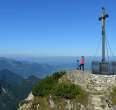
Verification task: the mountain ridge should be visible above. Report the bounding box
[0,57,56,78]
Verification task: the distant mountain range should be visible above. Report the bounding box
[0,56,113,78]
[0,69,39,110]
[0,57,57,78]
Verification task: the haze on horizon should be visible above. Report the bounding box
[0,0,116,57]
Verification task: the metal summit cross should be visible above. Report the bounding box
[99,7,109,62]
[92,7,116,75]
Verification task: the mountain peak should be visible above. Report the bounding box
[19,70,116,110]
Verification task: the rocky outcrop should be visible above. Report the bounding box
[67,70,116,110]
[19,70,116,110]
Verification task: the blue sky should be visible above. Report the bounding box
[0,0,116,57]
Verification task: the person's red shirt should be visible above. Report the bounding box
[80,58,84,64]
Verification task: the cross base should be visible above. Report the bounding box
[92,61,116,75]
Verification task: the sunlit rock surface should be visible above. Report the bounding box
[19,70,116,110]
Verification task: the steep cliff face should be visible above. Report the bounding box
[0,69,39,110]
[19,70,116,110]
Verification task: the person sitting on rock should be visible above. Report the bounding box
[76,59,80,70]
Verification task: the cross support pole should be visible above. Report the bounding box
[99,7,109,62]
